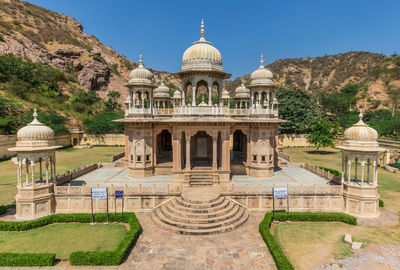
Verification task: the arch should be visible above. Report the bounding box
[191,130,212,167]
[211,81,220,105]
[184,81,192,105]
[156,129,172,164]
[232,129,247,164]
[195,80,209,105]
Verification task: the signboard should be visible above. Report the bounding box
[115,190,123,198]
[91,188,107,199]
[273,187,288,199]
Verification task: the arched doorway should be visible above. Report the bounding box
[191,131,212,168]
[156,129,172,163]
[232,130,247,164]
[196,80,208,105]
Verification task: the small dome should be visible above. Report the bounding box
[172,89,182,100]
[129,55,154,85]
[154,80,171,99]
[234,80,250,99]
[182,20,223,72]
[221,89,230,100]
[341,111,379,149]
[16,109,55,147]
[249,55,274,87]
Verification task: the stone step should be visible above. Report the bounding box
[151,206,249,235]
[154,205,246,230]
[181,187,221,204]
[164,199,237,219]
[189,180,214,186]
[160,203,241,224]
[175,196,225,209]
[169,197,231,214]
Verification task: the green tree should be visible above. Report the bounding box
[387,86,400,117]
[0,96,29,134]
[104,90,121,111]
[307,119,341,151]
[83,111,124,134]
[319,83,361,116]
[275,86,324,133]
[69,89,101,114]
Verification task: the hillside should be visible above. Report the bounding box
[0,0,178,115]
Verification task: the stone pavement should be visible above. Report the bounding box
[1,212,276,270]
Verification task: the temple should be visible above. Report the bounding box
[119,20,284,186]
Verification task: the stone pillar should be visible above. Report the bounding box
[186,135,191,170]
[347,159,351,183]
[258,91,261,107]
[367,159,370,182]
[25,159,29,185]
[172,131,181,171]
[141,91,145,109]
[212,135,217,170]
[341,155,345,183]
[39,158,42,181]
[373,160,377,186]
[30,160,35,187]
[192,86,196,106]
[17,160,22,188]
[355,158,358,180]
[124,127,130,163]
[208,81,212,106]
[361,160,365,185]
[45,157,49,185]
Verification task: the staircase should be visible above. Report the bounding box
[151,187,249,235]
[189,173,214,186]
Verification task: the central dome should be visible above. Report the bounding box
[182,20,223,72]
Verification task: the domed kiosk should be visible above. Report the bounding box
[336,110,385,217]
[8,109,62,219]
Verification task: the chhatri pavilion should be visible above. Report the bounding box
[119,20,284,185]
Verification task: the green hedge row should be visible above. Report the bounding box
[318,166,342,177]
[0,213,141,266]
[259,212,357,270]
[0,253,55,267]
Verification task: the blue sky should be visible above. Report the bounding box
[26,0,400,79]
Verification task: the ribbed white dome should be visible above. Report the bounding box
[16,109,55,148]
[172,89,182,100]
[234,81,250,99]
[249,55,274,87]
[129,55,154,85]
[221,89,230,100]
[182,20,223,72]
[154,80,171,99]
[342,111,379,148]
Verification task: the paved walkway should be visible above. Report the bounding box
[1,212,276,270]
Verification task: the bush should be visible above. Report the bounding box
[0,205,6,215]
[83,111,124,134]
[379,199,384,207]
[318,166,342,177]
[259,212,356,270]
[0,213,141,266]
[0,253,55,266]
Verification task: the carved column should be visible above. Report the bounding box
[361,160,365,186]
[17,159,22,188]
[208,81,212,106]
[192,85,196,106]
[212,135,217,170]
[347,159,351,183]
[31,160,35,187]
[186,135,191,170]
[45,157,49,185]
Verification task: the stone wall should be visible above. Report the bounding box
[56,163,101,186]
[80,133,125,146]
[278,134,311,148]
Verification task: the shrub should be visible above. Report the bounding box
[83,111,124,134]
[0,205,6,215]
[318,166,342,177]
[379,199,384,207]
[259,212,356,270]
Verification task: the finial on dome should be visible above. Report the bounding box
[260,54,264,68]
[241,77,244,86]
[200,19,205,41]
[33,108,37,120]
[359,109,363,120]
[139,54,143,67]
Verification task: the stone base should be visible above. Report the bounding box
[343,183,379,218]
[129,166,154,178]
[247,165,274,177]
[15,183,55,220]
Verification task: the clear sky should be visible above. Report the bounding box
[26,0,400,79]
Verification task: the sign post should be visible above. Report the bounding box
[115,190,123,220]
[272,187,289,221]
[91,188,109,223]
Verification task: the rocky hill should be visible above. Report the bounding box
[0,0,178,106]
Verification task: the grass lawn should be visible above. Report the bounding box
[0,223,127,260]
[283,147,400,213]
[0,146,124,205]
[274,222,400,270]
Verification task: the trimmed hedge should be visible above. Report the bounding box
[0,213,141,266]
[0,205,6,216]
[318,166,342,177]
[0,253,55,267]
[259,212,357,270]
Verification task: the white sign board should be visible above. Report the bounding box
[273,187,288,199]
[91,188,107,199]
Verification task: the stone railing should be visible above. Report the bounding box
[222,184,342,195]
[278,151,292,161]
[125,106,278,118]
[111,152,125,162]
[300,163,341,184]
[56,163,101,186]
[54,183,182,196]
